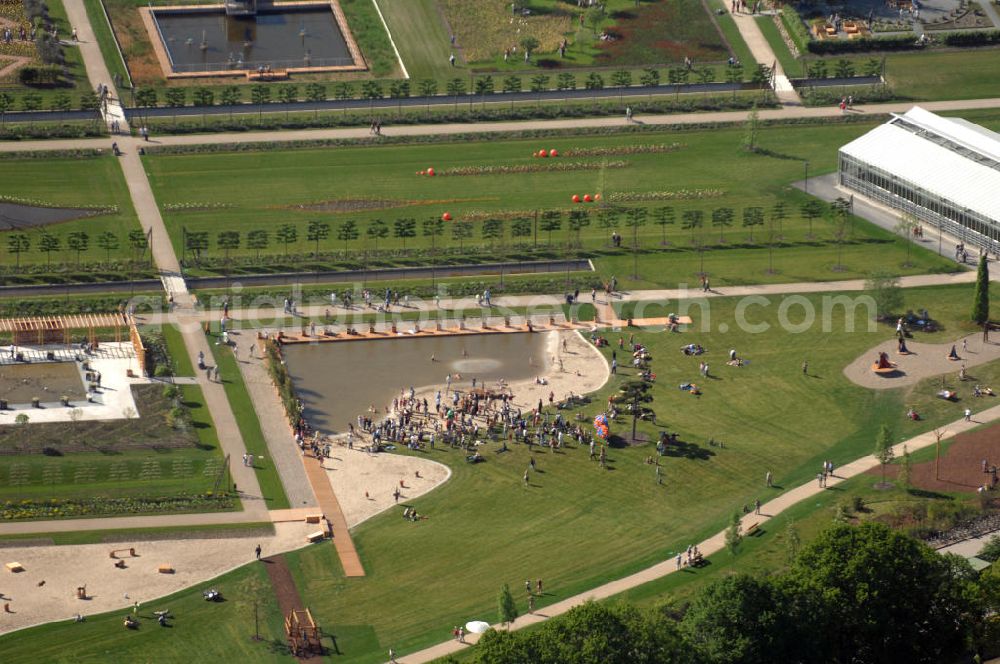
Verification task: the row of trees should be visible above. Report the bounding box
[0,91,103,115]
[5,229,148,271]
[129,63,769,110]
[174,200,850,264]
[478,522,992,664]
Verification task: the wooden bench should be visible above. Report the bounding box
[158,564,174,574]
[305,514,322,524]
[745,522,761,537]
[306,531,326,543]
[245,69,289,81]
[109,547,137,559]
[5,562,24,573]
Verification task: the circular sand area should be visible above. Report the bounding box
[844,332,1000,390]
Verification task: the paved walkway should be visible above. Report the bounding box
[62,0,128,134]
[237,346,316,509]
[725,5,799,105]
[398,403,1000,663]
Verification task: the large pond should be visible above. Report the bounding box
[283,332,554,433]
[152,7,353,73]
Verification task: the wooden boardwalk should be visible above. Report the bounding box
[300,453,366,577]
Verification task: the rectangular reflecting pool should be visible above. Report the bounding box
[144,2,364,76]
[283,332,555,434]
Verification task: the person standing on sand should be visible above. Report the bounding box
[255,544,261,560]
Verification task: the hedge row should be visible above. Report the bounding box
[807,34,922,54]
[943,30,1000,46]
[138,94,773,136]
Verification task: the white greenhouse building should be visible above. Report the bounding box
[838,106,1000,255]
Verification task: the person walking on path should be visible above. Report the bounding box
[676,553,683,569]
[388,647,397,663]
[965,408,973,421]
[754,498,761,515]
[625,106,632,123]
[255,544,261,560]
[528,595,535,614]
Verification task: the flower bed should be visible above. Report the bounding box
[607,188,725,202]
[561,143,684,157]
[1,493,233,520]
[438,160,629,177]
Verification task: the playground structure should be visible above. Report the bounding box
[285,608,322,656]
[0,314,147,376]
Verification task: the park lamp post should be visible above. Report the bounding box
[804,160,810,195]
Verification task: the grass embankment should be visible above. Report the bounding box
[208,333,291,510]
[4,283,997,661]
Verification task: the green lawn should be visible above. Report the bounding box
[142,118,957,287]
[0,384,231,519]
[207,332,291,510]
[375,0,453,79]
[7,282,997,660]
[886,49,1000,101]
[83,0,131,89]
[0,154,143,271]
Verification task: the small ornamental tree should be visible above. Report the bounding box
[973,254,990,325]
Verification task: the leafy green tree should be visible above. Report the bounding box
[38,233,60,266]
[978,535,1000,562]
[539,210,562,245]
[619,379,653,440]
[502,75,522,94]
[361,80,383,101]
[742,206,764,242]
[584,72,604,90]
[67,231,89,266]
[807,59,828,79]
[742,104,759,152]
[864,57,883,77]
[611,70,632,88]
[497,583,518,628]
[799,199,824,238]
[246,229,269,259]
[165,88,186,108]
[237,573,269,642]
[511,217,532,243]
[625,207,647,278]
[874,424,895,486]
[585,4,605,34]
[393,218,416,249]
[784,521,801,563]
[79,91,100,113]
[451,220,473,250]
[711,207,734,242]
[418,79,437,97]
[275,224,297,256]
[192,87,214,107]
[725,511,743,554]
[128,229,149,265]
[681,209,704,242]
[366,219,388,252]
[639,67,660,87]
[556,72,575,91]
[786,522,977,663]
[134,88,157,108]
[834,58,855,78]
[520,36,539,61]
[304,82,325,102]
[337,220,358,248]
[567,209,589,248]
[278,84,299,115]
[682,574,795,664]
[865,270,903,320]
[389,79,410,99]
[96,231,119,263]
[216,230,240,264]
[530,74,550,93]
[0,91,13,119]
[306,219,330,256]
[333,82,354,101]
[698,67,716,84]
[899,444,912,490]
[474,76,494,97]
[770,200,788,234]
[446,78,465,105]
[421,217,444,255]
[51,91,71,112]
[7,233,29,271]
[597,207,621,237]
[20,92,41,112]
[183,230,207,264]
[654,206,675,245]
[482,218,504,246]
[250,85,271,105]
[973,254,990,325]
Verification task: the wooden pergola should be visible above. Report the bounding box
[285,608,322,656]
[0,313,147,375]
